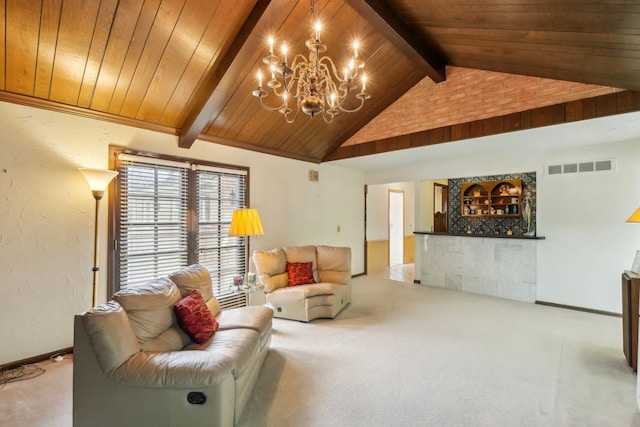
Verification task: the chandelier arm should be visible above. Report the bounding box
[284,107,299,124]
[337,96,366,113]
[326,84,351,110]
[281,71,294,99]
[288,54,308,71]
[258,95,287,112]
[271,84,285,98]
[317,56,347,83]
[321,108,336,124]
[281,61,307,100]
[314,62,346,111]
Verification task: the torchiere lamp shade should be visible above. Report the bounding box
[79,168,119,199]
[229,208,264,236]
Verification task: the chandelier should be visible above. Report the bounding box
[252,0,371,124]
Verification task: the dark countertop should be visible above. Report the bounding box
[413,231,545,240]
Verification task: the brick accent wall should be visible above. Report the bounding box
[343,66,622,146]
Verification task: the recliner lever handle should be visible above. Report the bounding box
[187,391,207,405]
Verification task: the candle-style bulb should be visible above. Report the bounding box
[281,44,287,63]
[268,36,274,55]
[361,73,367,91]
[315,21,321,41]
[257,70,263,88]
[353,41,359,59]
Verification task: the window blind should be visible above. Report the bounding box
[113,152,248,309]
[196,169,247,308]
[119,159,189,287]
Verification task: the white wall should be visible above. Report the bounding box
[350,114,640,314]
[0,101,364,365]
[366,182,415,241]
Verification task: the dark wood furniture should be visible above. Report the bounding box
[622,270,640,373]
[433,183,449,232]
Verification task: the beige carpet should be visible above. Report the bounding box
[238,276,639,427]
[1,275,638,426]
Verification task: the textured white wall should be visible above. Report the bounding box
[0,102,364,365]
[366,181,415,241]
[354,114,640,314]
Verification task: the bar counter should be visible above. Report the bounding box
[414,231,545,240]
[414,231,545,302]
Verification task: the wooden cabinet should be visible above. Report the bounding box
[622,271,640,372]
[461,179,522,217]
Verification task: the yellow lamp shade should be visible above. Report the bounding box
[627,207,640,223]
[229,208,264,236]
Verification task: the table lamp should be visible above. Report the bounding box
[627,207,640,274]
[229,208,264,285]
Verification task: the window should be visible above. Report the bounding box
[108,148,249,309]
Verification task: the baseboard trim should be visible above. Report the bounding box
[352,272,366,278]
[535,300,621,317]
[1,347,74,371]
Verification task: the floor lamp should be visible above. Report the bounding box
[229,208,264,285]
[79,168,119,307]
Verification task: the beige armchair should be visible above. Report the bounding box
[253,245,351,322]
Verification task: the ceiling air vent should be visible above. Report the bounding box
[546,159,615,175]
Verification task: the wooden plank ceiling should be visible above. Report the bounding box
[0,0,639,163]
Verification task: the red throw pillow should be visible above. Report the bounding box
[174,290,218,344]
[287,262,316,286]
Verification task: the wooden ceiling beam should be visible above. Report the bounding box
[178,0,271,149]
[345,0,446,83]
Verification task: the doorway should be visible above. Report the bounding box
[389,190,404,266]
[434,183,449,232]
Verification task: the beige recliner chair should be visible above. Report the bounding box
[73,264,273,427]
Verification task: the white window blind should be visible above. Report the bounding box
[119,159,189,287]
[113,153,248,309]
[196,169,247,308]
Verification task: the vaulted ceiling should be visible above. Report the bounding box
[1,0,639,163]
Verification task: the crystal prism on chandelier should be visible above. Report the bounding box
[252,0,371,124]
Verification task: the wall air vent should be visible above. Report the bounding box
[548,165,562,175]
[546,159,615,175]
[595,160,613,171]
[579,162,594,172]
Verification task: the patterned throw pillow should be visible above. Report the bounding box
[174,290,218,344]
[286,262,316,286]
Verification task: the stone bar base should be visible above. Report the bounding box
[416,234,537,302]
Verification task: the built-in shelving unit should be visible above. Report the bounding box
[461,179,522,217]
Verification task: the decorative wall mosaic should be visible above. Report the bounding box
[448,172,537,236]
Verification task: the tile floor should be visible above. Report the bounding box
[369,262,415,283]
